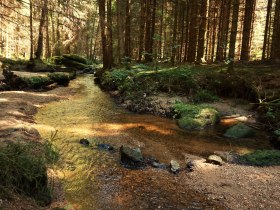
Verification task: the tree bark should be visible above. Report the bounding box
[171,0,178,64]
[187,1,199,62]
[98,0,108,69]
[138,0,146,61]
[240,0,256,61]
[270,0,280,60]
[229,0,240,60]
[197,0,208,62]
[262,0,272,60]
[35,0,48,59]
[29,0,33,60]
[124,0,131,58]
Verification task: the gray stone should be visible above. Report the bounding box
[120,146,143,163]
[207,155,223,166]
[170,160,180,173]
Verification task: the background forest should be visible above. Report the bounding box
[0,0,280,67]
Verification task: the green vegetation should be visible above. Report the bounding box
[192,90,219,103]
[0,140,59,206]
[224,123,256,139]
[50,54,93,70]
[173,102,219,129]
[24,76,53,89]
[48,72,70,86]
[240,150,280,166]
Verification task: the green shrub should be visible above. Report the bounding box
[192,90,219,103]
[25,76,53,89]
[48,73,70,86]
[101,69,134,90]
[0,142,58,206]
[239,150,280,166]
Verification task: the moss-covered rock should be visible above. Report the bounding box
[224,123,256,139]
[173,102,219,129]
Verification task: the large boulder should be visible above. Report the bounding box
[224,123,256,139]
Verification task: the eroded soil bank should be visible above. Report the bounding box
[1,75,280,209]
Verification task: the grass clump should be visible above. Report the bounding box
[0,141,59,206]
[173,102,219,129]
[239,150,280,166]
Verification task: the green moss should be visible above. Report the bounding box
[48,73,70,86]
[173,102,219,129]
[224,123,256,139]
[239,150,280,166]
[24,76,53,89]
[62,54,88,64]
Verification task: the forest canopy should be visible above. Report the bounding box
[0,0,280,67]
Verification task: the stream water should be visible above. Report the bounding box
[35,75,272,210]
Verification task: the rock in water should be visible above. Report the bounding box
[120,146,144,168]
[97,143,114,151]
[207,155,223,166]
[224,123,256,139]
[79,138,90,146]
[170,160,180,173]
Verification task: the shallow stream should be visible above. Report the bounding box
[35,75,272,209]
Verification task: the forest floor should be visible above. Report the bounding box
[1,66,280,210]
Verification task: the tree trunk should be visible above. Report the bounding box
[197,0,208,62]
[183,0,190,62]
[229,0,240,60]
[138,0,146,62]
[144,0,152,62]
[29,0,33,60]
[270,0,280,60]
[45,7,51,58]
[107,0,114,68]
[187,1,199,62]
[171,0,178,64]
[98,0,108,69]
[216,0,231,61]
[262,0,272,60]
[124,0,131,58]
[240,0,256,61]
[35,0,48,60]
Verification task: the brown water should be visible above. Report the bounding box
[35,75,271,210]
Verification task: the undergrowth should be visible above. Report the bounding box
[0,138,59,206]
[239,150,280,166]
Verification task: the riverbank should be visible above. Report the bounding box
[0,73,79,210]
